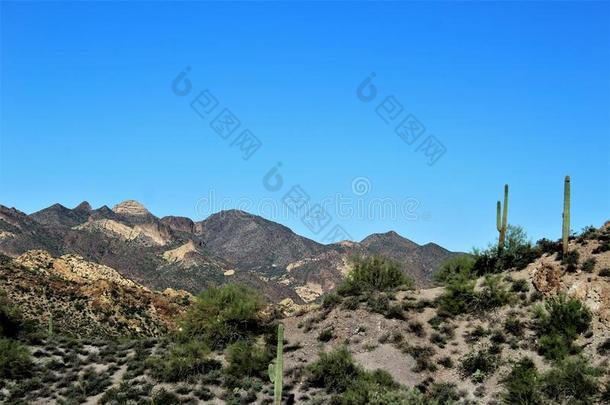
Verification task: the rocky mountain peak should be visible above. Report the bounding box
[112,200,150,216]
[74,201,92,211]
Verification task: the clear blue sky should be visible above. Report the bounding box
[1,1,608,252]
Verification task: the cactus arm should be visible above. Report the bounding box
[496,201,501,232]
[562,176,570,255]
[497,185,509,252]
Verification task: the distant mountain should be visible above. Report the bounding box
[0,201,463,303]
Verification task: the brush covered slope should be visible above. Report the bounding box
[1,222,609,404]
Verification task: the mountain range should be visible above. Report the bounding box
[0,200,462,303]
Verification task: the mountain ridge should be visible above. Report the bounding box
[0,200,463,302]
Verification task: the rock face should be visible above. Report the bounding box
[0,201,463,303]
[530,224,610,331]
[531,256,563,294]
[1,252,192,338]
[112,200,151,216]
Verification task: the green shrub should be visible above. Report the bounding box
[501,357,543,405]
[307,346,361,393]
[562,250,580,272]
[433,255,475,284]
[180,284,266,349]
[536,238,562,256]
[151,388,181,404]
[460,347,499,381]
[224,340,272,388]
[541,356,602,404]
[472,225,540,275]
[581,257,596,273]
[478,275,512,310]
[511,279,529,293]
[504,316,524,337]
[536,294,591,360]
[426,382,461,403]
[322,292,341,309]
[407,321,425,338]
[438,267,477,315]
[306,346,404,404]
[147,340,221,382]
[338,256,413,296]
[0,290,21,338]
[318,328,334,342]
[0,337,32,381]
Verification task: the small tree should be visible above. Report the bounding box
[338,256,413,296]
[180,284,266,349]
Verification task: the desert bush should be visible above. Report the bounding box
[306,346,405,404]
[224,340,272,388]
[472,225,539,275]
[322,292,341,309]
[597,338,610,355]
[581,257,596,273]
[536,238,563,256]
[433,255,475,283]
[338,256,413,297]
[318,328,334,342]
[407,321,425,338]
[439,270,512,316]
[0,290,21,338]
[180,284,266,349]
[478,275,512,310]
[437,356,454,369]
[426,382,461,403]
[501,357,543,405]
[541,356,603,404]
[147,340,222,382]
[504,316,524,337]
[593,240,610,254]
[405,345,437,372]
[511,278,529,293]
[562,250,580,272]
[599,268,610,277]
[151,388,180,404]
[536,294,591,360]
[0,337,32,381]
[307,346,361,393]
[437,267,477,315]
[460,347,499,382]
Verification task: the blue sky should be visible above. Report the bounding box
[1,1,608,252]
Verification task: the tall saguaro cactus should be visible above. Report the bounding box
[562,176,571,255]
[268,323,284,405]
[497,184,509,252]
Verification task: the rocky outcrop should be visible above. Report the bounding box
[1,251,193,338]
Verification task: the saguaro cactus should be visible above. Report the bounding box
[497,184,509,252]
[562,176,571,255]
[268,323,284,405]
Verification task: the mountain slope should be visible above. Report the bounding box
[0,201,463,302]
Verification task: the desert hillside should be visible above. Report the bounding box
[1,221,609,404]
